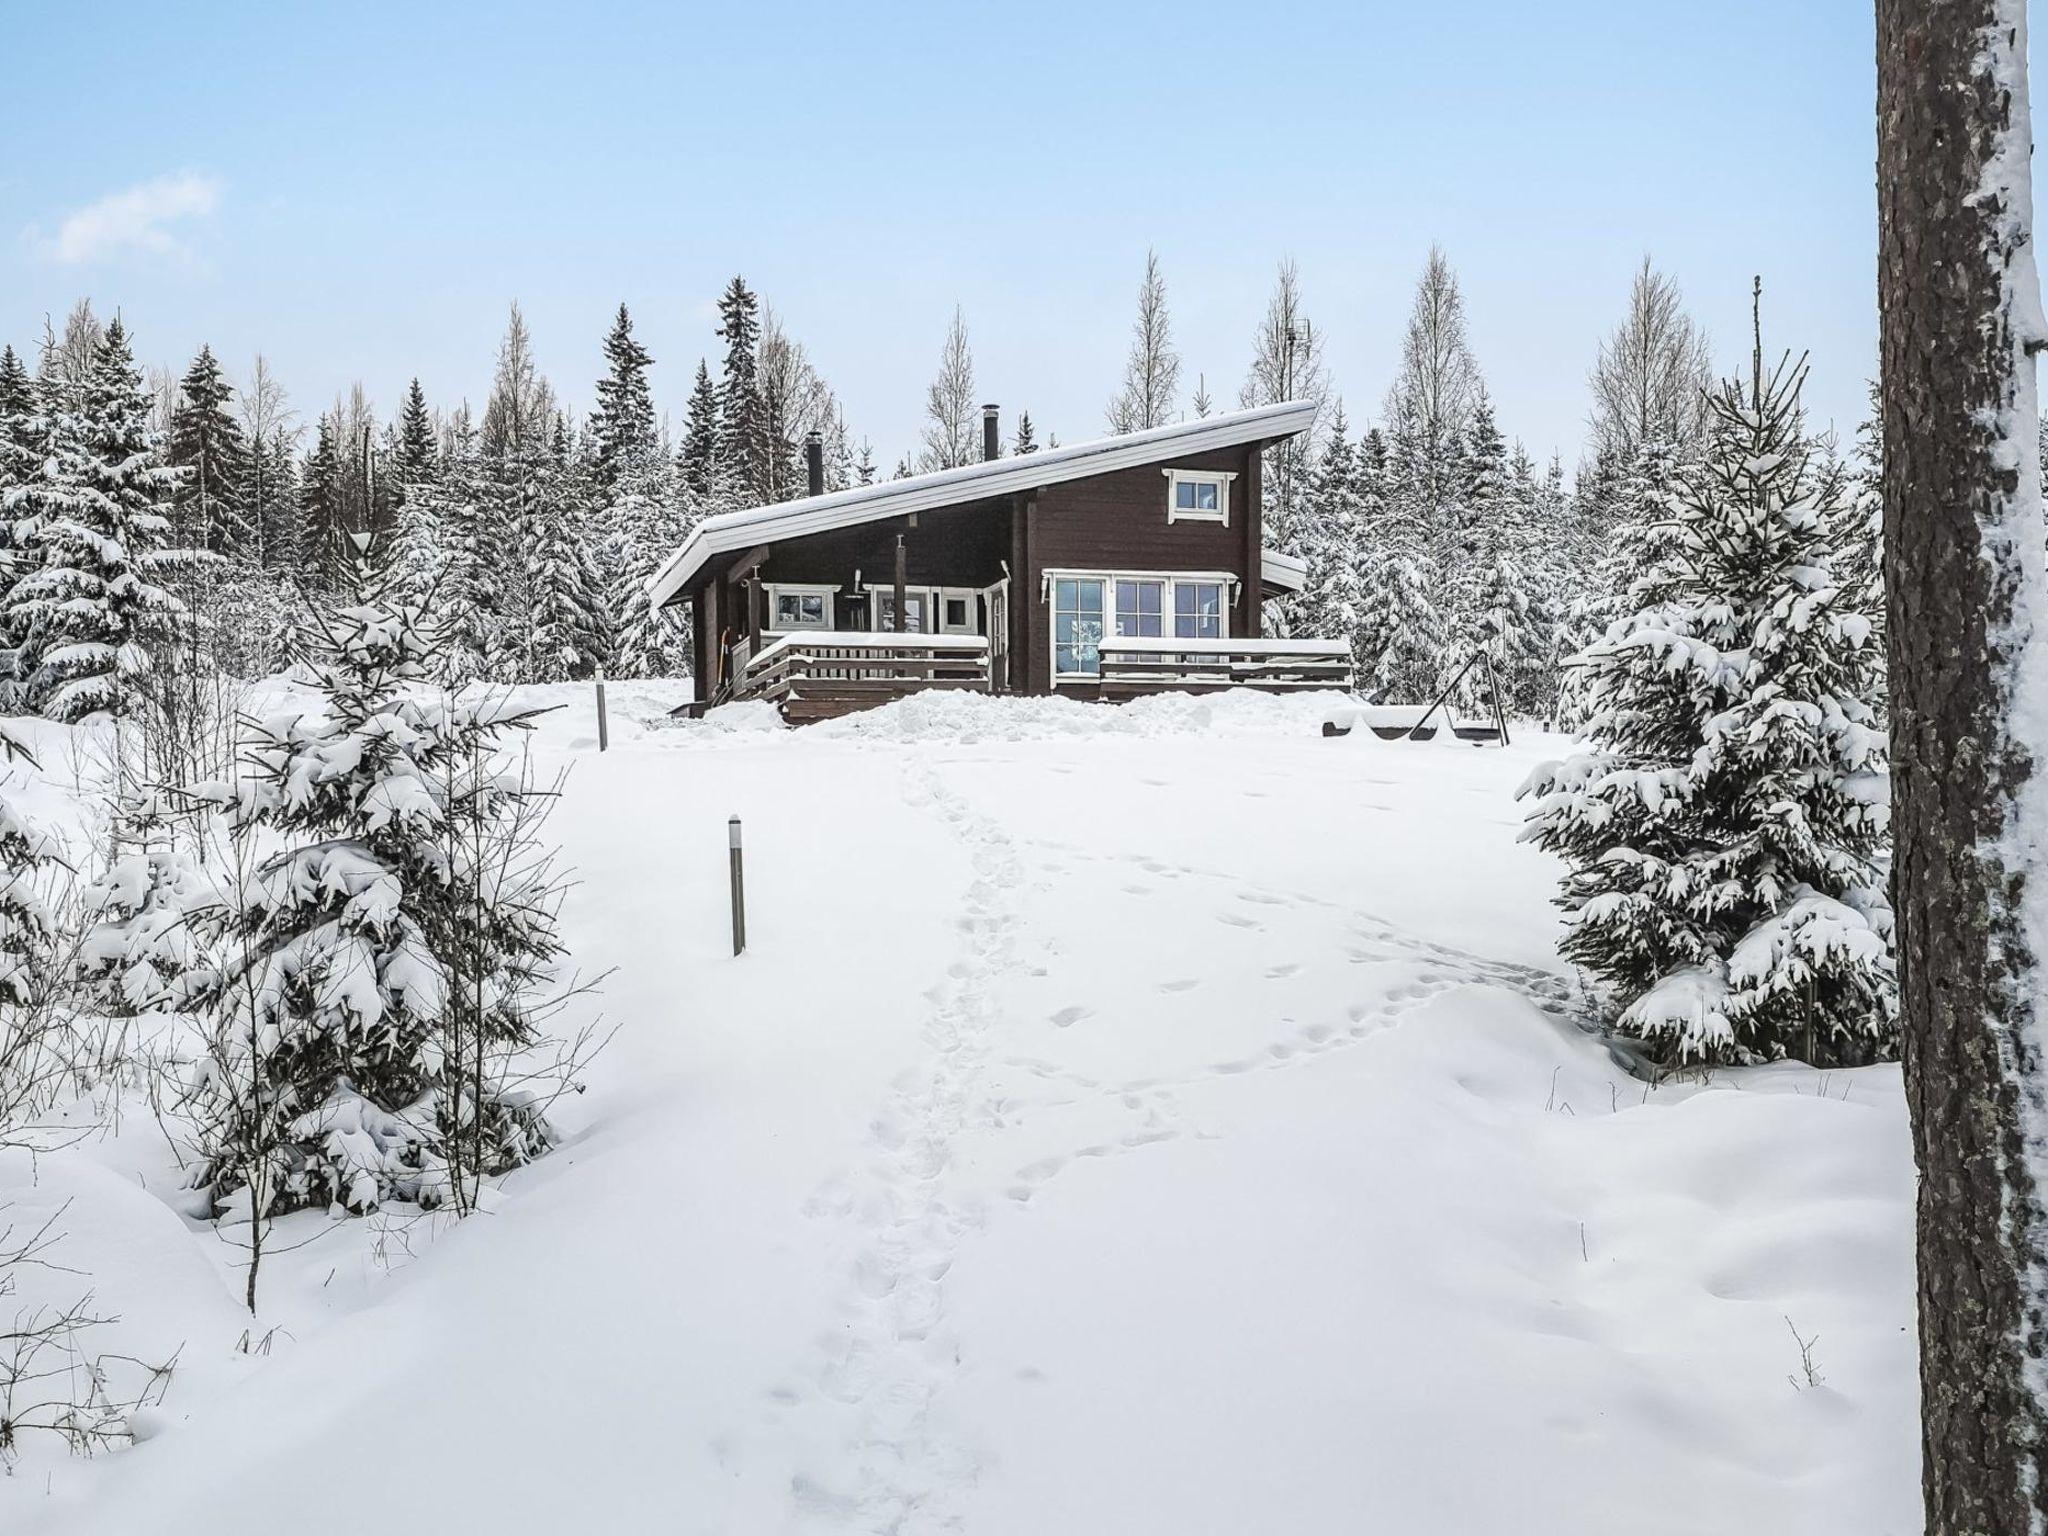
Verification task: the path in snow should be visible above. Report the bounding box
[0,687,1918,1536]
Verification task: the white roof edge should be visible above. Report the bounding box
[648,399,1318,606]
[1261,547,1309,593]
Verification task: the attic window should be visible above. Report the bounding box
[1164,469,1234,525]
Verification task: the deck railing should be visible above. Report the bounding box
[1096,636,1355,697]
[736,631,992,720]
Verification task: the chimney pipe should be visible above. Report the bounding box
[804,431,824,497]
[982,404,1000,462]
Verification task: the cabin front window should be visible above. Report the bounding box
[768,585,836,630]
[1054,577,1105,678]
[1164,469,1233,525]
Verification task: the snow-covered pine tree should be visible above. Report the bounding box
[0,346,39,705]
[0,728,56,1025]
[1012,411,1037,456]
[1550,436,1686,731]
[167,346,250,556]
[1353,542,1443,702]
[527,428,608,681]
[7,321,186,727]
[1519,326,1893,1065]
[610,461,692,678]
[714,278,769,501]
[298,415,348,597]
[392,377,438,495]
[177,557,564,1235]
[437,407,495,687]
[1293,407,1367,647]
[590,304,656,495]
[678,359,718,503]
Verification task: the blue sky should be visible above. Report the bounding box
[1,0,1940,471]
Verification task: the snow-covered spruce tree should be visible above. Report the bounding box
[176,559,567,1242]
[589,303,656,496]
[1354,542,1444,703]
[0,345,41,706]
[7,321,187,741]
[0,728,57,1046]
[714,277,770,498]
[526,437,609,682]
[611,462,692,678]
[437,407,496,687]
[76,790,204,1019]
[298,414,348,598]
[677,358,718,503]
[1293,409,1367,648]
[1551,436,1685,732]
[1518,331,1893,1066]
[167,345,250,556]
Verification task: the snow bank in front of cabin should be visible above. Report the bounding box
[0,681,1918,1535]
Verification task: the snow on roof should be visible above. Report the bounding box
[1261,547,1308,594]
[648,399,1319,607]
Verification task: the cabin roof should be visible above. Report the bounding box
[647,398,1318,606]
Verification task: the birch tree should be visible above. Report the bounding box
[1587,257,1714,463]
[918,306,977,472]
[1107,249,1181,432]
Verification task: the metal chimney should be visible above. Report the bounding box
[804,431,824,496]
[982,404,1000,462]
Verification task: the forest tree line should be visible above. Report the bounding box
[0,248,1889,729]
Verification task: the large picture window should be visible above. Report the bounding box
[1054,577,1105,678]
[1113,578,1163,637]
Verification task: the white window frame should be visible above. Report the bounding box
[1163,468,1236,525]
[1042,568,1240,686]
[1049,575,1107,683]
[936,587,981,635]
[765,582,839,631]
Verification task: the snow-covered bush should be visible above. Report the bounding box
[1519,345,1894,1066]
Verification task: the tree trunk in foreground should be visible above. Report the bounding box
[1878,1,2048,1530]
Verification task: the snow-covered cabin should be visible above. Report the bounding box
[647,401,1350,722]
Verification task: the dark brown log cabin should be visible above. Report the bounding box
[648,400,1325,719]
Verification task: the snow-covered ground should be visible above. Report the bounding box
[2,684,1917,1534]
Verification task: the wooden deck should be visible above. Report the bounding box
[733,632,993,724]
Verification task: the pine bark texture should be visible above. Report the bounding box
[1877,2,2048,1530]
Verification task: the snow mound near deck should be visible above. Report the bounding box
[792,686,1355,742]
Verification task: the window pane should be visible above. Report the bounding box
[1196,481,1220,511]
[1175,582,1223,639]
[1174,480,1198,509]
[1114,579,1162,638]
[1054,580,1104,674]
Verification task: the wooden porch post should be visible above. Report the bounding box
[1241,444,1264,639]
[1009,494,1029,692]
[894,525,909,634]
[701,577,722,700]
